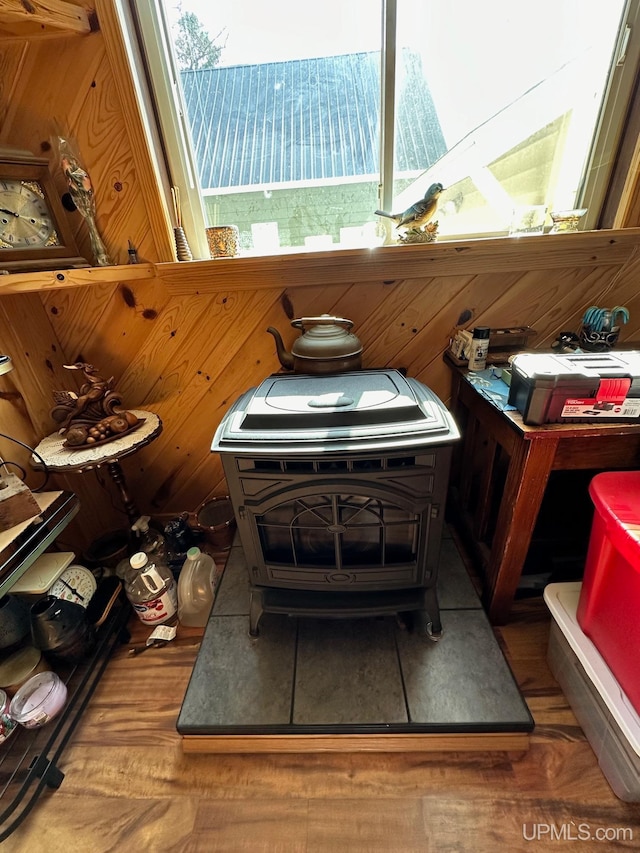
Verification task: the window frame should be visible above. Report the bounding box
[578,0,640,230]
[132,0,210,259]
[130,0,640,257]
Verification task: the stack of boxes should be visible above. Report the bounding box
[544,471,640,801]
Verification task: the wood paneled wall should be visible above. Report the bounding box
[1,2,640,554]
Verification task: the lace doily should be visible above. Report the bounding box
[33,411,162,472]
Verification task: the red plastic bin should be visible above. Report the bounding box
[577,471,640,714]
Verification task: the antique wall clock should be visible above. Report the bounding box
[0,152,88,272]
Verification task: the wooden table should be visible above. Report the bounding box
[445,358,640,623]
[32,411,162,526]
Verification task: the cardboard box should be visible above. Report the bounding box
[0,474,41,532]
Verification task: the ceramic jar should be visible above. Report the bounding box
[0,594,31,651]
[206,225,240,258]
[30,595,96,665]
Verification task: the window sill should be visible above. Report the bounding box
[0,228,637,297]
[154,228,640,295]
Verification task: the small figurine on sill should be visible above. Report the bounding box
[55,135,113,267]
[375,182,443,243]
[397,220,439,244]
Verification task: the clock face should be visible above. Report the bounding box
[48,564,97,607]
[0,178,61,250]
[0,154,88,271]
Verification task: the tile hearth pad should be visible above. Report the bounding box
[177,534,533,736]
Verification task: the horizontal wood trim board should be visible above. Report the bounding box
[156,229,640,294]
[0,0,91,38]
[95,0,177,263]
[0,263,155,295]
[181,732,531,754]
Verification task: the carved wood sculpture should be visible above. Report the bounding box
[50,363,140,447]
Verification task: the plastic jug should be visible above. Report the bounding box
[125,551,177,626]
[177,547,217,627]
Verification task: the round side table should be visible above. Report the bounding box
[32,410,162,525]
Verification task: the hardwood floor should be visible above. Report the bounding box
[5,581,640,851]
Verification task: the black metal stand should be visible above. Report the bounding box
[0,597,130,841]
[0,489,131,842]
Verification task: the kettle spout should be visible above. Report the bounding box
[266,326,294,370]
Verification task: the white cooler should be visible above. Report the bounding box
[544,582,640,802]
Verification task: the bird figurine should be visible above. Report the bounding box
[375,182,444,230]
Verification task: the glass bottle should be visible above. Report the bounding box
[131,515,167,563]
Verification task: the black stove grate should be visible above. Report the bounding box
[256,493,420,568]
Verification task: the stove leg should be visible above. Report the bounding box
[422,587,443,641]
[249,587,264,637]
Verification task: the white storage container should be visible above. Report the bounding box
[544,582,640,802]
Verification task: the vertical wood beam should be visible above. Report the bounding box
[94,0,176,262]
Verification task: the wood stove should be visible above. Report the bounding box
[212,369,459,638]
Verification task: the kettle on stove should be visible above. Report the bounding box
[266,314,363,374]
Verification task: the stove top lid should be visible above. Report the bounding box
[241,370,431,429]
[212,369,459,452]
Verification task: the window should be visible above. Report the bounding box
[132,0,640,258]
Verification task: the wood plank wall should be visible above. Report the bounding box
[1,3,640,554]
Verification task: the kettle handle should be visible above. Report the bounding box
[292,316,354,330]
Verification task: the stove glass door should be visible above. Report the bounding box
[256,492,420,569]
